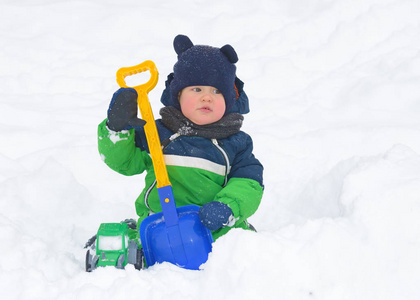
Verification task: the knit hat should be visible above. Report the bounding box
[160,35,250,115]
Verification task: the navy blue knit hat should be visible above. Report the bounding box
[160,35,250,115]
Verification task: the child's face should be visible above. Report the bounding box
[179,86,226,125]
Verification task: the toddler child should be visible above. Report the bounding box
[98,34,264,241]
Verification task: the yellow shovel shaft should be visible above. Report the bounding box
[116,60,170,188]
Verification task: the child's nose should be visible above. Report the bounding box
[201,92,213,102]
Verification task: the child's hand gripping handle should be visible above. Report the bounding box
[116,61,171,188]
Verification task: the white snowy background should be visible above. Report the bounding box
[1,0,420,299]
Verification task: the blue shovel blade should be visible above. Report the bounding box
[139,205,214,270]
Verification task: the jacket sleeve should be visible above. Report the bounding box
[213,132,264,225]
[97,119,152,176]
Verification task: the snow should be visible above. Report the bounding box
[1,0,420,299]
[98,235,126,251]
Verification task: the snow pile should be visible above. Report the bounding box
[1,0,420,299]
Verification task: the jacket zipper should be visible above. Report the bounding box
[212,139,230,187]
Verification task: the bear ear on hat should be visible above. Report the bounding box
[174,35,194,56]
[220,44,238,63]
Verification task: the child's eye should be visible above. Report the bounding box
[213,89,221,94]
[192,87,202,92]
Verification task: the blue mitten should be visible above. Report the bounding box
[107,88,146,131]
[199,201,234,231]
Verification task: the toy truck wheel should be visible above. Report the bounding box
[85,250,93,272]
[134,248,144,270]
[86,250,99,272]
[116,254,125,269]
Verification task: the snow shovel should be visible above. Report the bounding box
[116,60,213,270]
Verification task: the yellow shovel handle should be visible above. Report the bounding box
[116,60,170,188]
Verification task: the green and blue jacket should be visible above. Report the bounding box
[98,118,263,240]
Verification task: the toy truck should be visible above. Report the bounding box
[85,222,143,272]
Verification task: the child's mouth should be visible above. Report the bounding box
[199,106,212,112]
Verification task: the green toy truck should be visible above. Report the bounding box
[85,222,143,272]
